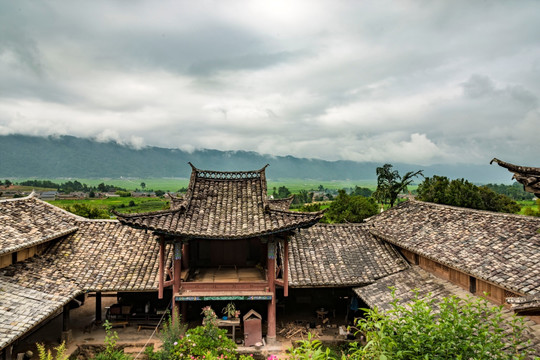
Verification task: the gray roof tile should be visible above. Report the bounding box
[288,224,409,287]
[367,200,540,295]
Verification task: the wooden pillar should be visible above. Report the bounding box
[182,241,190,269]
[284,239,289,297]
[267,240,276,342]
[3,346,12,360]
[95,292,102,323]
[173,242,182,322]
[63,304,70,331]
[159,238,165,299]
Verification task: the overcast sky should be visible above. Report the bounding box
[1,1,539,166]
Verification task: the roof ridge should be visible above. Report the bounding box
[113,207,181,219]
[269,208,326,216]
[394,199,540,221]
[188,162,269,179]
[0,191,36,203]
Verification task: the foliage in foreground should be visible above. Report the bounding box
[37,342,67,360]
[92,321,132,360]
[146,307,237,360]
[288,291,535,360]
[352,291,533,360]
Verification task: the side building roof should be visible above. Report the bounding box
[367,200,540,296]
[45,220,173,292]
[0,217,171,350]
[0,194,80,256]
[287,224,409,288]
[116,164,324,239]
[353,267,540,357]
[0,255,81,349]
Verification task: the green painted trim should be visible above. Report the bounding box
[175,295,272,301]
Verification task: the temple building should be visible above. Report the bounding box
[115,163,325,342]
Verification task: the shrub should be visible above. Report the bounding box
[287,333,335,360]
[92,321,132,360]
[146,309,187,360]
[351,290,533,360]
[36,342,67,360]
[146,307,236,360]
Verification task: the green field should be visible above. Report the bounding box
[14,177,378,192]
[48,197,169,216]
[517,200,538,215]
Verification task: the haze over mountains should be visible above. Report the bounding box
[0,135,512,184]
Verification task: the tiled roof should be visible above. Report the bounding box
[0,194,80,255]
[0,217,171,349]
[46,220,172,292]
[354,267,540,357]
[367,200,540,296]
[268,196,294,211]
[287,224,409,287]
[491,158,540,197]
[0,256,81,349]
[116,164,324,239]
[507,295,540,313]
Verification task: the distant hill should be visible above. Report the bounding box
[0,135,512,183]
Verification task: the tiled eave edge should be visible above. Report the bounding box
[0,226,79,256]
[288,280,387,289]
[118,212,324,240]
[368,228,529,298]
[0,288,83,350]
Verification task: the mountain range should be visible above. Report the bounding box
[0,134,513,184]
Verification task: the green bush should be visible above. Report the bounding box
[116,190,132,197]
[322,190,378,223]
[146,307,236,360]
[352,290,533,360]
[146,309,187,360]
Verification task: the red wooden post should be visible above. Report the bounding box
[284,239,289,297]
[173,242,182,322]
[267,240,276,343]
[159,238,165,299]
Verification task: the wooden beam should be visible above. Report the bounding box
[284,239,289,297]
[62,304,70,332]
[95,292,102,324]
[159,237,165,299]
[173,242,182,322]
[267,240,276,341]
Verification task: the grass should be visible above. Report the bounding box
[517,200,537,215]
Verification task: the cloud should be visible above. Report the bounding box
[0,0,539,167]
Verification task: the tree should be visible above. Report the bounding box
[140,182,146,190]
[351,186,373,197]
[4,179,12,187]
[373,164,423,207]
[276,186,291,199]
[417,176,521,213]
[323,190,378,223]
